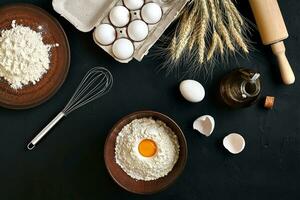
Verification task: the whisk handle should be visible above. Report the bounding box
[27,112,65,150]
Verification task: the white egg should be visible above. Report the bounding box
[112,38,134,60]
[179,80,205,103]
[141,3,162,24]
[94,24,116,45]
[127,20,149,41]
[109,6,130,27]
[223,133,245,154]
[123,0,144,10]
[193,115,215,137]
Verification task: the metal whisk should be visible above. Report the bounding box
[27,67,113,150]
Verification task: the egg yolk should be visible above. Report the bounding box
[138,139,157,157]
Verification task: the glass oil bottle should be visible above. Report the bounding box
[219,68,261,108]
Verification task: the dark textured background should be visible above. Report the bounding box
[0,0,299,199]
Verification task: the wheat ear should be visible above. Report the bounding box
[216,19,235,51]
[223,0,244,33]
[223,0,249,53]
[230,25,249,53]
[170,34,178,61]
[225,0,242,32]
[197,0,209,64]
[215,0,235,51]
[208,0,217,23]
[227,0,244,26]
[188,5,200,51]
[174,8,198,60]
[173,12,189,60]
[188,30,197,51]
[208,0,224,59]
[207,31,218,60]
[216,32,224,55]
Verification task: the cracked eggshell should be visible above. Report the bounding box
[179,80,205,103]
[109,6,130,27]
[193,115,215,137]
[223,133,245,154]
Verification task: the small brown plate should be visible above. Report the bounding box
[0,3,70,109]
[104,111,188,195]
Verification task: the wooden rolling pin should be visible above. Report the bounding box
[249,0,295,85]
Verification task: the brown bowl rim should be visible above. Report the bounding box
[104,110,188,195]
[0,3,71,110]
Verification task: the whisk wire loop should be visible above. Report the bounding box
[62,67,113,115]
[27,67,113,150]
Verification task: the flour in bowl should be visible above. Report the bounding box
[0,20,56,89]
[115,118,180,181]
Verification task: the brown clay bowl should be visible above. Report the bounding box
[0,3,70,109]
[104,111,188,195]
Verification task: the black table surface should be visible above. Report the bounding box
[0,0,300,199]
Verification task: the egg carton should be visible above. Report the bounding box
[52,0,189,63]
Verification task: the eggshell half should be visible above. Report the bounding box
[193,115,215,137]
[179,80,205,103]
[223,133,245,154]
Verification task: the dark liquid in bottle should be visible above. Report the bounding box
[219,68,261,108]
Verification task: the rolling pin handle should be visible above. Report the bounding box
[271,41,295,85]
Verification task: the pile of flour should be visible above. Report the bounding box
[0,20,52,89]
[115,118,180,181]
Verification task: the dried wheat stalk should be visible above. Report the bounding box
[173,5,198,60]
[197,0,209,64]
[168,0,250,69]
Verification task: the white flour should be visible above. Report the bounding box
[115,118,180,181]
[0,21,52,89]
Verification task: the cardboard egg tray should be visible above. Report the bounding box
[52,0,189,63]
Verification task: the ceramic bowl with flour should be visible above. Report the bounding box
[104,111,187,194]
[0,4,70,109]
